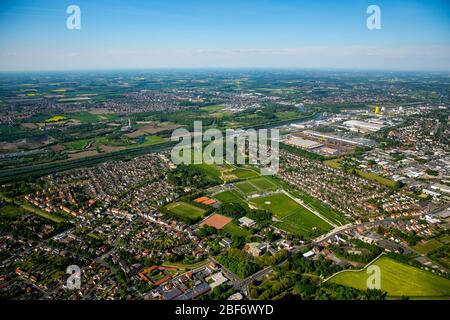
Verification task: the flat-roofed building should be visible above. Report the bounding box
[343,120,385,132]
[238,216,256,228]
[285,136,323,150]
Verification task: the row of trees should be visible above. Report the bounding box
[331,239,383,264]
[217,202,272,225]
[217,248,261,278]
[168,164,221,190]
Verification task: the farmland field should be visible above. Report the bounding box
[66,111,102,123]
[164,202,206,220]
[200,105,225,112]
[328,255,450,298]
[45,115,67,123]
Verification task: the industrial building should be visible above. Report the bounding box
[343,120,385,132]
[303,130,376,147]
[284,136,324,150]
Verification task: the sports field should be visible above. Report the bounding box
[328,255,450,298]
[165,201,206,220]
[214,190,246,204]
[200,213,232,229]
[235,177,278,196]
[232,167,259,179]
[250,193,332,237]
[235,181,259,195]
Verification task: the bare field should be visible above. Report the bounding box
[138,122,180,134]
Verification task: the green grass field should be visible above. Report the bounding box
[200,105,225,112]
[164,201,206,220]
[328,255,450,298]
[355,169,397,188]
[64,138,91,150]
[127,135,166,148]
[235,180,260,195]
[251,193,299,218]
[192,163,223,180]
[250,177,278,191]
[0,205,27,218]
[288,188,348,226]
[214,190,246,204]
[250,193,332,237]
[323,159,397,188]
[223,221,251,237]
[270,176,348,226]
[162,260,208,271]
[413,239,445,255]
[21,203,66,223]
[235,177,278,196]
[67,111,102,123]
[323,158,342,169]
[232,167,259,179]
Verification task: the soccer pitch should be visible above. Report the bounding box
[165,201,206,220]
[327,255,450,298]
[235,177,278,196]
[214,190,246,204]
[250,193,333,237]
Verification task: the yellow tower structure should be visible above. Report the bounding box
[375,105,381,114]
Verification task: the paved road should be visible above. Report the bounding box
[233,265,273,291]
[209,257,241,284]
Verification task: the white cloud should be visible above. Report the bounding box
[1,45,450,71]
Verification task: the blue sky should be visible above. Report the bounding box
[0,0,449,71]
